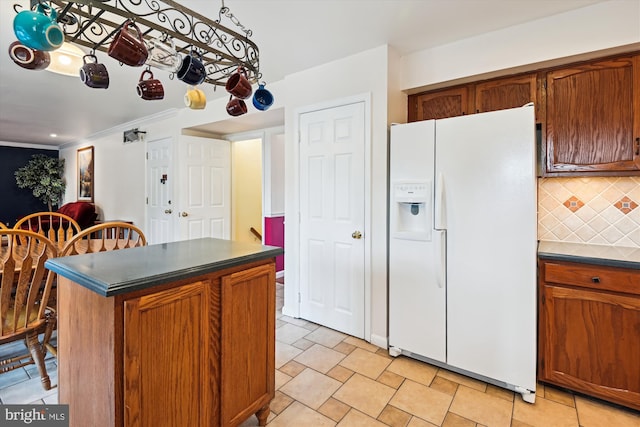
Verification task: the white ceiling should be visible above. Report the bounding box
[0,0,607,147]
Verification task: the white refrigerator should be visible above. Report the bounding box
[388,105,537,403]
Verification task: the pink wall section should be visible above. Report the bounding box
[264,216,284,272]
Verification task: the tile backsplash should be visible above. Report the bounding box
[538,177,640,248]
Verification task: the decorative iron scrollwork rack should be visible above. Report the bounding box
[33,0,260,87]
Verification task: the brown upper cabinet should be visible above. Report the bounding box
[407,52,640,176]
[545,55,640,175]
[408,85,473,121]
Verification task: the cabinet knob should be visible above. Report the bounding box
[591,277,600,284]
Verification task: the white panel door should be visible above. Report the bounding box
[298,101,365,338]
[178,136,231,240]
[146,137,175,244]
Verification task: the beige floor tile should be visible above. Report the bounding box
[270,390,294,415]
[510,420,534,427]
[386,357,438,386]
[327,365,355,383]
[279,315,314,328]
[333,373,396,419]
[378,404,412,427]
[407,417,439,427]
[436,369,487,392]
[343,336,381,353]
[485,384,515,402]
[512,395,578,427]
[294,343,346,374]
[389,379,453,426]
[305,326,348,348]
[337,409,389,426]
[333,341,357,355]
[279,360,306,377]
[318,397,351,422]
[276,323,312,344]
[449,385,513,427]
[267,401,336,427]
[275,341,303,369]
[574,395,640,427]
[375,348,394,359]
[377,370,405,389]
[274,369,292,390]
[279,368,342,410]
[442,412,476,427]
[544,386,575,408]
[292,338,315,350]
[429,376,458,396]
[339,347,392,379]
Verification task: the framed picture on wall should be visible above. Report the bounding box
[77,146,94,202]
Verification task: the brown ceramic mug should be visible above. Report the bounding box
[226,95,247,116]
[79,54,109,89]
[8,40,50,70]
[225,67,252,99]
[107,20,148,67]
[137,70,164,100]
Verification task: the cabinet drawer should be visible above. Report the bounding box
[543,262,640,295]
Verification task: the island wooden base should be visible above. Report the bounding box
[57,259,276,427]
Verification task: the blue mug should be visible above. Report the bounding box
[252,83,274,111]
[13,3,64,51]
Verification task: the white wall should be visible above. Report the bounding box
[402,0,640,91]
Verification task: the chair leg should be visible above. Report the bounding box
[43,310,58,357]
[25,332,52,390]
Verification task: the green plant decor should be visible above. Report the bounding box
[15,154,66,211]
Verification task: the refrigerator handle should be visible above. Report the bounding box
[436,231,446,288]
[435,173,446,230]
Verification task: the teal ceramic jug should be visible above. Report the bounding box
[13,3,64,51]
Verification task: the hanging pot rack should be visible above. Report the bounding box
[20,0,261,87]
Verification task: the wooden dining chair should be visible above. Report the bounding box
[0,222,7,229]
[60,221,147,256]
[14,212,81,250]
[0,229,57,390]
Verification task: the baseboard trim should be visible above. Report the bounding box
[370,333,388,349]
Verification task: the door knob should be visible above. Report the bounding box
[352,231,362,239]
[164,209,172,214]
[181,212,189,217]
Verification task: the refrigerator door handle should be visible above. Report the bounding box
[436,231,446,289]
[435,173,446,230]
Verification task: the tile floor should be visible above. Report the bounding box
[1,281,639,426]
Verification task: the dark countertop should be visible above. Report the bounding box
[45,238,284,297]
[538,240,640,270]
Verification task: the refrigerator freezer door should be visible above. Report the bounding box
[435,106,537,391]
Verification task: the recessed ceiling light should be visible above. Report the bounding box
[50,133,58,138]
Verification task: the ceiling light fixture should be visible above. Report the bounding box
[45,41,85,77]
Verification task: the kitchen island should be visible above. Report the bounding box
[45,238,284,427]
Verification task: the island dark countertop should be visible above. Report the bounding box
[538,240,640,270]
[45,237,284,296]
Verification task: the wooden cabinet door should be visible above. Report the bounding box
[408,86,472,121]
[475,74,537,115]
[545,55,640,174]
[539,284,640,410]
[221,264,275,426]
[124,281,212,427]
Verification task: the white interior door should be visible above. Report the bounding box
[178,135,231,240]
[298,101,365,338]
[146,137,175,244]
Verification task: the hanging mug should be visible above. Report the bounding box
[79,54,109,89]
[137,69,164,100]
[252,83,274,111]
[225,67,252,99]
[226,95,247,117]
[13,3,64,51]
[107,20,148,67]
[8,40,50,70]
[177,50,206,85]
[145,36,181,73]
[184,86,206,110]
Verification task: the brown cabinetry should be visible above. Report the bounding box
[545,55,640,175]
[408,85,472,121]
[538,260,640,411]
[474,73,538,116]
[59,260,276,427]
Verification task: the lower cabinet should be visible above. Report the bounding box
[59,260,275,427]
[538,260,640,411]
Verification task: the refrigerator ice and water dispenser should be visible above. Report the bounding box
[391,181,431,241]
